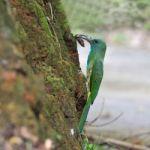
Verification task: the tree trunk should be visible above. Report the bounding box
[0,0,87,149]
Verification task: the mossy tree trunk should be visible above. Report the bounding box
[0,0,87,149]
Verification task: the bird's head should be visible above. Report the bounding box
[75,34,106,54]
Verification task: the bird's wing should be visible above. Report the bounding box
[86,66,92,94]
[86,50,95,93]
[89,61,103,104]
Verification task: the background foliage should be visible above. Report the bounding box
[62,0,150,32]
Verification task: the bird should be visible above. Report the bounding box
[76,34,107,133]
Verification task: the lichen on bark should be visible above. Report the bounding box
[0,0,87,150]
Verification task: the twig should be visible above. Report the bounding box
[100,138,150,150]
[48,2,54,20]
[87,99,105,126]
[88,112,123,127]
[123,131,150,141]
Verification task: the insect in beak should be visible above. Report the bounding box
[75,34,91,47]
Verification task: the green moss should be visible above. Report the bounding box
[46,75,65,90]
[32,0,52,38]
[54,0,64,12]
[21,0,52,38]
[16,22,27,41]
[20,0,57,58]
[21,0,29,6]
[53,0,70,32]
[59,60,76,89]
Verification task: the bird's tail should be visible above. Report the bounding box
[79,96,91,133]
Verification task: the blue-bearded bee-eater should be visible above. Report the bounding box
[76,35,107,133]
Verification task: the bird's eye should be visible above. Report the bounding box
[94,40,98,43]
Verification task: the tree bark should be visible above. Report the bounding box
[0,0,87,149]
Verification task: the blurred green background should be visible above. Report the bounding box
[62,0,150,48]
[62,0,150,32]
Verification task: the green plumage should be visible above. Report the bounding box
[79,39,106,133]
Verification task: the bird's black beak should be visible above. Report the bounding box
[75,34,91,47]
